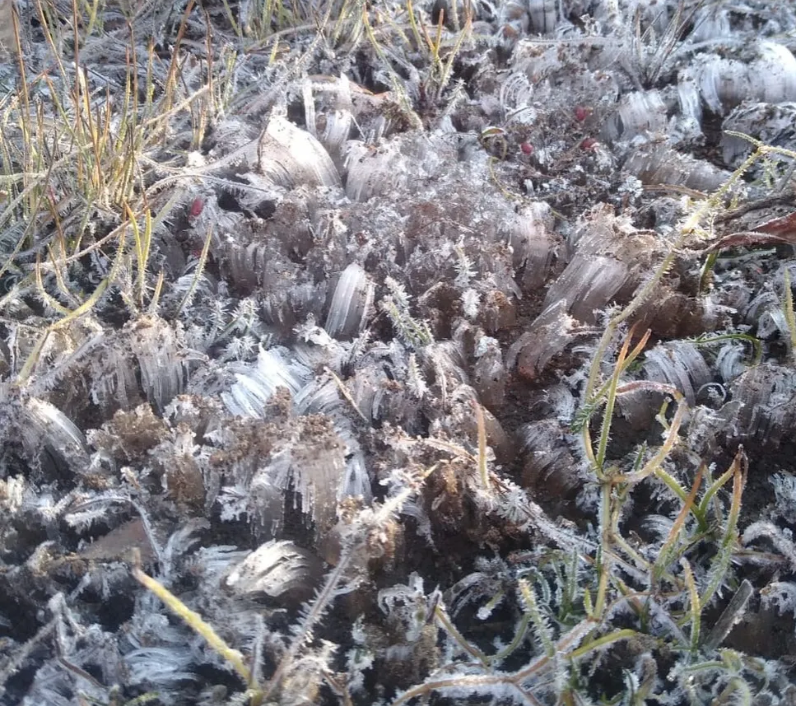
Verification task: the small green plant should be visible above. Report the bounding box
[380,276,435,349]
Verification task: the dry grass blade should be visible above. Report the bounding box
[474,399,490,494]
[593,325,651,476]
[174,224,213,319]
[652,466,703,585]
[131,553,255,690]
[783,268,796,360]
[680,557,701,655]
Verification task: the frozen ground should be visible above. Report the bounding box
[2,1,796,704]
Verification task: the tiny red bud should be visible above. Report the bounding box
[520,142,533,155]
[574,106,589,122]
[580,137,598,151]
[189,197,204,218]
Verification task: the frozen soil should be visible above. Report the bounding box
[3,1,796,705]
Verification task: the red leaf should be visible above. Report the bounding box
[755,210,796,238]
